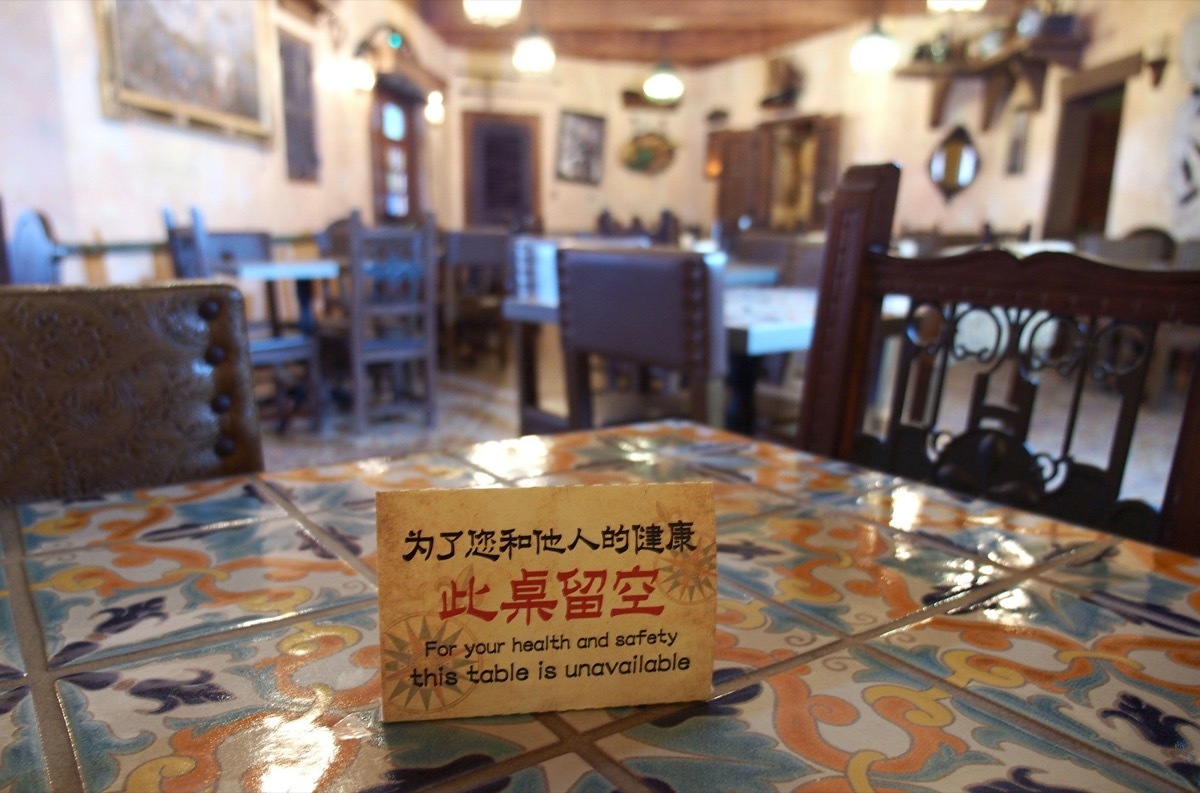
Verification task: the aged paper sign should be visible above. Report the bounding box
[376,483,717,721]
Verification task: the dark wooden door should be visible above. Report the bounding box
[463,112,540,228]
[716,128,771,233]
[1043,55,1141,240]
[1072,88,1123,234]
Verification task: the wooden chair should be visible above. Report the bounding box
[796,163,1200,553]
[652,209,682,245]
[727,230,796,267]
[440,227,511,370]
[557,246,723,429]
[165,210,323,433]
[0,282,263,505]
[318,210,437,433]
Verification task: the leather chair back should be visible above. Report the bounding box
[0,282,263,504]
[557,246,723,428]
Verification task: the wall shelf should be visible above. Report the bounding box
[896,33,1089,130]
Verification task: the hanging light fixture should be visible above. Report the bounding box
[849,21,901,73]
[463,0,522,27]
[926,0,986,11]
[512,26,555,73]
[643,62,684,103]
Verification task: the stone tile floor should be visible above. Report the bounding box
[263,340,1186,511]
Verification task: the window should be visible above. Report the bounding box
[279,29,318,181]
[372,90,420,223]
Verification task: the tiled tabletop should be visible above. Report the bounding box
[1,420,1197,792]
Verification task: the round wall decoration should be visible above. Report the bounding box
[620,131,676,174]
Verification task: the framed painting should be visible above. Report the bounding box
[94,0,272,138]
[556,111,605,185]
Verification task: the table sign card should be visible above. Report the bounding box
[376,483,716,722]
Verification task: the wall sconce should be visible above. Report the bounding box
[424,90,445,124]
[350,23,408,91]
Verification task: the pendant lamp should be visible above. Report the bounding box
[850,21,900,73]
[463,0,521,27]
[512,26,555,73]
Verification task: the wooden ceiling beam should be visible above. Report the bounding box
[415,0,1027,67]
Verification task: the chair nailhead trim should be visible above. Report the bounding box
[199,298,221,320]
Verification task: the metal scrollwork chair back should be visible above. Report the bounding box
[797,163,1200,553]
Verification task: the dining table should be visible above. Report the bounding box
[504,286,819,437]
[213,256,342,337]
[2,419,1196,791]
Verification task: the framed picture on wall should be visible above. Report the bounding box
[556,111,605,185]
[94,0,273,139]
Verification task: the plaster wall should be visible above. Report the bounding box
[0,0,1195,286]
[690,0,1197,240]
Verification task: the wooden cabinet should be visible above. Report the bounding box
[712,114,840,233]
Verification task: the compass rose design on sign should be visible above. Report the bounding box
[650,501,717,605]
[381,613,475,713]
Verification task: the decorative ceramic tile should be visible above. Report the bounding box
[514,459,795,525]
[1044,538,1200,627]
[666,441,906,508]
[56,606,557,792]
[849,483,1103,568]
[553,584,836,736]
[716,508,1011,635]
[597,419,756,455]
[870,580,1200,789]
[308,510,381,573]
[2,421,1196,791]
[0,686,49,792]
[596,647,1156,791]
[0,570,24,679]
[449,750,603,792]
[15,476,281,554]
[261,453,501,515]
[25,516,373,666]
[713,579,836,670]
[455,432,630,482]
[513,459,706,490]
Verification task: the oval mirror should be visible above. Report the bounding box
[929,125,980,201]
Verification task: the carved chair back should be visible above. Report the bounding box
[797,164,1200,552]
[319,210,437,432]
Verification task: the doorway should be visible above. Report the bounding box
[1043,55,1141,239]
[462,112,540,228]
